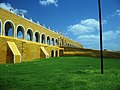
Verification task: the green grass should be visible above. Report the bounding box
[0,57,120,90]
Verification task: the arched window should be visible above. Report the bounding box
[26,29,33,41]
[41,34,46,44]
[51,38,54,46]
[35,32,40,42]
[51,50,54,57]
[0,21,1,35]
[55,39,58,46]
[68,43,69,46]
[47,36,50,45]
[56,50,58,57]
[4,21,14,37]
[17,26,24,39]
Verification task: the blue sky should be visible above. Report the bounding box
[0,0,120,51]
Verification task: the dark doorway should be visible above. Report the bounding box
[51,50,54,57]
[6,45,14,63]
[56,50,58,57]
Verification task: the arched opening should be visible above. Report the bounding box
[35,32,40,42]
[41,34,46,44]
[47,36,50,45]
[17,26,24,39]
[26,29,33,41]
[56,50,58,57]
[4,21,14,37]
[51,38,54,46]
[68,43,69,46]
[51,50,54,57]
[55,39,58,46]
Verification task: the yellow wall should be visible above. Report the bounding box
[0,8,83,63]
[0,36,60,63]
[0,8,83,48]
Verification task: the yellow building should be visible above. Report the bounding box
[0,8,83,64]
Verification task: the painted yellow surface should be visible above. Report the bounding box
[64,52,91,54]
[0,8,83,48]
[7,41,21,55]
[0,8,83,64]
[7,41,21,63]
[41,46,49,58]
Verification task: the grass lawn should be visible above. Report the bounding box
[0,56,120,90]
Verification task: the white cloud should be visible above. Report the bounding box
[0,3,27,15]
[103,30,120,40]
[39,0,58,7]
[67,19,100,35]
[76,34,100,49]
[78,30,120,41]
[108,9,120,18]
[76,30,120,50]
[115,9,120,16]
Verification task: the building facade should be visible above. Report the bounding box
[0,8,83,64]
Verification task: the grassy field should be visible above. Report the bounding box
[0,57,120,90]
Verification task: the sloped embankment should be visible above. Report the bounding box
[60,46,120,59]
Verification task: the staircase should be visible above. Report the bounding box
[7,41,21,63]
[40,47,49,58]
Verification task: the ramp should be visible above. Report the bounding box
[40,47,49,58]
[7,41,21,63]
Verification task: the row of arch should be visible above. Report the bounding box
[51,50,58,57]
[0,20,58,46]
[0,20,78,47]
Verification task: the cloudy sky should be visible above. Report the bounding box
[0,0,120,50]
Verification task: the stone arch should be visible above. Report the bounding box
[51,50,54,57]
[51,37,55,46]
[34,31,40,42]
[26,28,33,41]
[55,38,58,46]
[4,20,15,37]
[56,50,58,57]
[47,35,50,45]
[41,33,46,44]
[16,25,25,39]
[0,20,2,35]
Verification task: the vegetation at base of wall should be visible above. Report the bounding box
[64,51,120,59]
[0,57,120,90]
[62,47,120,59]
